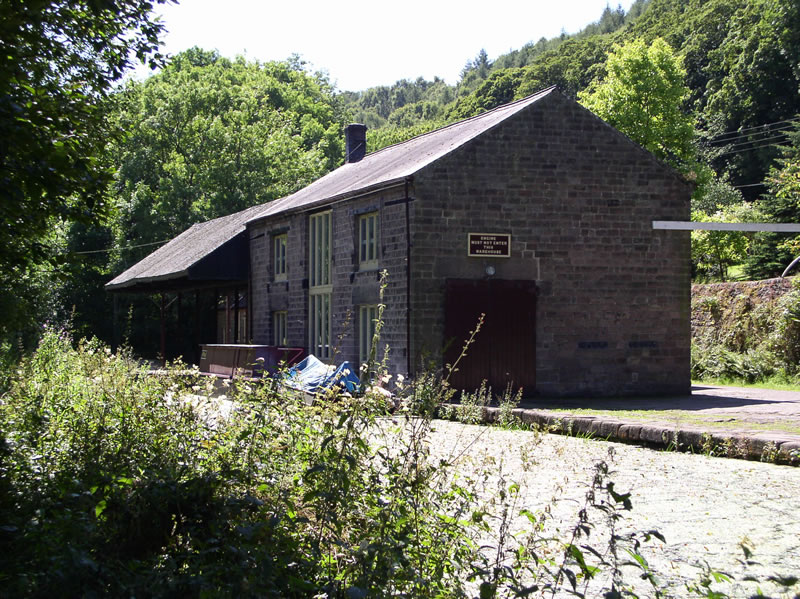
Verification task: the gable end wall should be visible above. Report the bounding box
[410,92,691,396]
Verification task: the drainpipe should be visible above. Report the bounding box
[234,286,240,343]
[404,177,412,376]
[159,293,166,366]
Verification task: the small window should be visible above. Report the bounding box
[358,212,378,270]
[274,234,287,281]
[273,311,287,346]
[359,304,379,366]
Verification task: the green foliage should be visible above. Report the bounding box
[366,119,450,153]
[516,35,618,99]
[691,342,778,384]
[703,0,800,188]
[1,327,676,597]
[578,38,695,167]
[340,76,453,129]
[692,279,800,383]
[745,122,800,279]
[447,69,526,120]
[692,198,760,281]
[0,0,168,274]
[111,49,346,259]
[456,48,493,98]
[0,0,169,349]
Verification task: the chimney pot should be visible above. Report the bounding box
[345,123,367,163]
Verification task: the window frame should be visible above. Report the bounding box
[273,310,287,346]
[273,233,287,281]
[358,211,379,271]
[358,304,378,367]
[309,211,332,358]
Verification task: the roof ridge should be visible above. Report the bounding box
[363,86,558,160]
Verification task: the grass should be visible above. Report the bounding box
[693,377,800,392]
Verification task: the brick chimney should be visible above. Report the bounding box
[345,123,367,163]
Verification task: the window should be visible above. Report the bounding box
[216,291,247,343]
[274,234,287,281]
[237,309,248,343]
[309,211,332,358]
[273,311,287,346]
[359,304,378,366]
[358,212,378,270]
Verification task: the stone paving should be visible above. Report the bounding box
[426,419,800,598]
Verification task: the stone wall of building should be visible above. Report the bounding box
[248,186,411,376]
[410,91,692,396]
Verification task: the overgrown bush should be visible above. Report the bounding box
[0,327,676,597]
[692,279,800,385]
[4,328,794,597]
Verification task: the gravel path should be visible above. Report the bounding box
[424,420,800,597]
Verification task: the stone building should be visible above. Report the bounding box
[107,87,692,396]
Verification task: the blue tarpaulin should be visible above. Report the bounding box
[285,354,360,394]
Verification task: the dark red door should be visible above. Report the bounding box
[444,279,537,395]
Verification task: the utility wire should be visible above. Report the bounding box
[72,239,170,255]
[704,116,800,143]
[714,139,792,158]
[713,133,792,152]
[705,125,795,147]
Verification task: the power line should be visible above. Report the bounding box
[714,133,791,152]
[72,238,170,255]
[705,116,800,143]
[716,140,788,158]
[705,124,795,147]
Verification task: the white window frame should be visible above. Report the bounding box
[274,233,287,281]
[358,211,379,270]
[358,304,378,367]
[309,211,332,358]
[273,310,287,346]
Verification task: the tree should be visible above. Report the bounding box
[0,0,170,272]
[0,0,170,346]
[691,201,759,282]
[110,49,346,268]
[578,38,696,169]
[745,122,800,279]
[703,0,800,194]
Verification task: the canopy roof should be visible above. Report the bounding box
[106,204,263,292]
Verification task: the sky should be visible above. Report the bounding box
[145,0,635,92]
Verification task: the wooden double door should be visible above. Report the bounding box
[444,279,537,395]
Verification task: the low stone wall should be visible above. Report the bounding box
[691,277,796,347]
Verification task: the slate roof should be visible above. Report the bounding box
[106,88,556,292]
[106,204,264,291]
